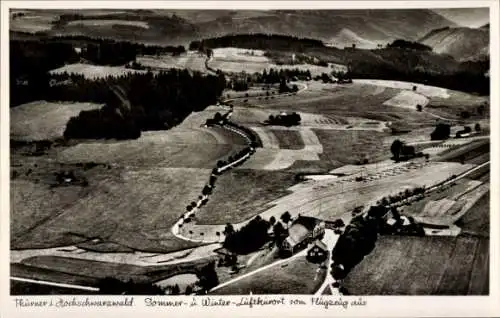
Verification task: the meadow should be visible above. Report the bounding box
[342,235,489,295]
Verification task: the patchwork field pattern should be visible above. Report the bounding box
[209,47,346,75]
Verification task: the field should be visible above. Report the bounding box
[11,105,251,252]
[67,19,150,29]
[10,11,58,33]
[57,128,247,169]
[237,81,437,129]
[11,166,211,252]
[213,255,325,294]
[271,129,305,150]
[50,63,146,79]
[10,101,103,141]
[434,139,490,163]
[13,254,215,285]
[195,169,297,224]
[400,179,489,227]
[456,191,490,236]
[342,235,489,295]
[136,52,207,72]
[313,129,389,166]
[208,47,344,75]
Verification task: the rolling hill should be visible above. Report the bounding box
[11,9,457,46]
[419,25,489,61]
[326,28,378,49]
[432,8,489,28]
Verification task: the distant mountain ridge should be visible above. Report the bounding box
[12,9,458,47]
[419,25,489,61]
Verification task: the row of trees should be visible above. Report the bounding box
[223,216,271,254]
[389,139,424,162]
[386,39,432,52]
[190,34,325,53]
[265,112,301,126]
[259,68,312,84]
[331,211,380,280]
[223,211,294,255]
[430,123,451,140]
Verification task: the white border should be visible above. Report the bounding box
[1,1,499,317]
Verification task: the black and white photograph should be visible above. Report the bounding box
[2,1,498,311]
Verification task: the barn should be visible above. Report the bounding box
[280,216,325,254]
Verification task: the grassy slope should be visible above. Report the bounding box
[313,129,389,166]
[11,166,210,252]
[342,235,489,295]
[456,191,490,236]
[213,255,325,295]
[14,255,215,285]
[196,169,297,224]
[10,101,103,141]
[270,129,305,150]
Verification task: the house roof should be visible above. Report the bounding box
[286,223,309,247]
[312,240,327,251]
[284,216,321,248]
[293,215,320,231]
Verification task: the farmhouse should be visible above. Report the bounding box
[306,240,328,264]
[280,216,325,254]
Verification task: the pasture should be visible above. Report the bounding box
[456,191,490,236]
[50,63,146,79]
[136,52,207,72]
[67,19,150,29]
[313,129,389,166]
[342,235,489,295]
[195,169,297,224]
[57,128,247,169]
[10,11,58,33]
[10,101,103,141]
[213,255,325,295]
[11,166,211,252]
[208,47,342,75]
[15,255,215,285]
[271,129,305,150]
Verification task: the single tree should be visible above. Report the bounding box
[390,139,403,161]
[281,211,292,225]
[223,223,235,236]
[269,216,276,225]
